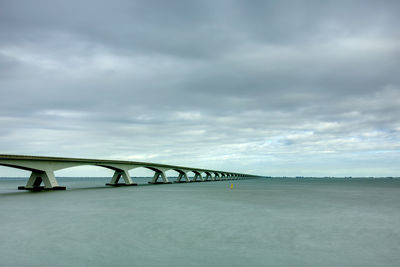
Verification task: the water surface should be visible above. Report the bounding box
[1,178,399,267]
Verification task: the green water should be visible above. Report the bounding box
[1,178,399,266]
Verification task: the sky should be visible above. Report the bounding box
[0,0,399,177]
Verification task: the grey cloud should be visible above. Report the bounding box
[0,0,399,176]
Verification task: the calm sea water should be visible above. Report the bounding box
[1,177,399,267]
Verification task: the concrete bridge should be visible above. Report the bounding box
[0,154,257,191]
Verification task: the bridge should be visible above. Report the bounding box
[0,154,257,191]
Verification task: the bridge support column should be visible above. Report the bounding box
[175,172,191,183]
[210,173,215,181]
[18,170,66,191]
[203,172,213,181]
[106,170,137,186]
[149,170,171,184]
[192,172,204,182]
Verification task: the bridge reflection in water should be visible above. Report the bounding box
[0,155,256,191]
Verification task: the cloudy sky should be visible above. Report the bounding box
[0,0,399,177]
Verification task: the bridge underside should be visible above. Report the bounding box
[0,155,255,191]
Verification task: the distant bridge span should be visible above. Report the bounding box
[0,154,257,191]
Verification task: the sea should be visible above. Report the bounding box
[0,177,399,267]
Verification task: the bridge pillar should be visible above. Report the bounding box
[106,169,137,186]
[214,173,220,181]
[210,172,216,181]
[18,170,66,191]
[192,171,204,182]
[149,170,171,184]
[203,172,213,181]
[175,171,191,183]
